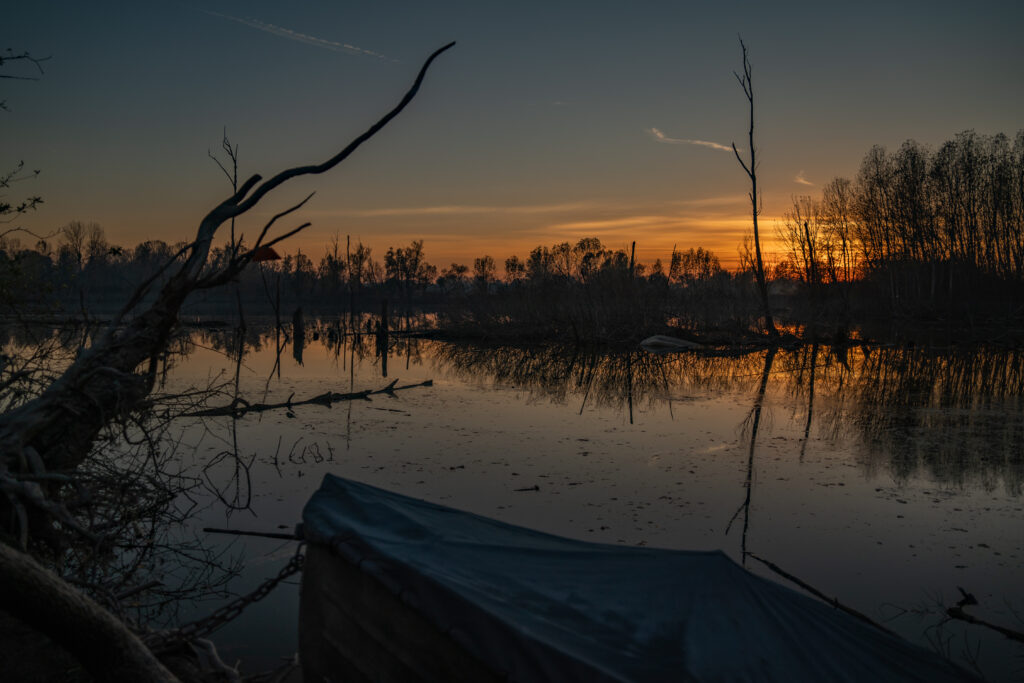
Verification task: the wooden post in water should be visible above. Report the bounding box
[346,234,354,327]
[378,298,389,377]
[274,273,282,379]
[626,351,634,425]
[293,306,305,365]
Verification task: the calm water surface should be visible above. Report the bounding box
[164,326,1023,680]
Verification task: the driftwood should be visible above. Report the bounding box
[185,379,433,418]
[0,41,455,680]
[0,41,454,480]
[0,541,179,683]
[0,40,454,545]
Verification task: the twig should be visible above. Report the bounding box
[746,551,896,637]
[202,527,300,541]
[116,580,164,601]
[946,589,1024,644]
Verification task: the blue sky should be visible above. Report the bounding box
[6,1,1023,266]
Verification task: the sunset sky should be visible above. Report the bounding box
[7,1,1023,269]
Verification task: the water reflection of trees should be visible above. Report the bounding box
[192,318,426,375]
[0,324,241,632]
[435,343,770,411]
[777,345,1024,493]
[1,325,83,411]
[837,347,1023,494]
[436,342,1024,493]
[13,325,1024,493]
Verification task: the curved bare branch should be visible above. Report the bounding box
[232,41,456,215]
[0,40,456,479]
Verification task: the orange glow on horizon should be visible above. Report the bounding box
[275,215,791,273]
[98,199,792,274]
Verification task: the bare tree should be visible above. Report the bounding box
[778,195,823,292]
[59,220,88,269]
[504,255,525,283]
[472,254,496,289]
[0,41,455,681]
[821,177,857,283]
[1,40,454,473]
[731,37,777,336]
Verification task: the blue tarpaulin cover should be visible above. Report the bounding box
[303,474,973,682]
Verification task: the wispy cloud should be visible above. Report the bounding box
[646,128,733,152]
[667,194,749,209]
[320,202,597,218]
[794,170,814,186]
[550,215,679,233]
[548,214,751,236]
[203,10,390,60]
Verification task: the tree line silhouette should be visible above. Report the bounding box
[777,130,1024,321]
[3,129,1022,341]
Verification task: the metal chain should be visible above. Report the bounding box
[144,547,305,653]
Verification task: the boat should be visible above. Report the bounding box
[299,474,975,682]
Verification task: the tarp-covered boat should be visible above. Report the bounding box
[300,474,973,682]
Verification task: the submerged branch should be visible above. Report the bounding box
[746,551,897,637]
[946,589,1024,645]
[184,379,433,418]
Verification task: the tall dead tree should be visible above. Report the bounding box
[0,41,455,681]
[1,41,454,482]
[731,37,777,336]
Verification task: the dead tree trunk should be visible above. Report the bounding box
[731,37,777,337]
[0,42,454,482]
[0,40,454,677]
[0,542,179,683]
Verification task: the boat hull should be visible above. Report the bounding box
[300,543,503,683]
